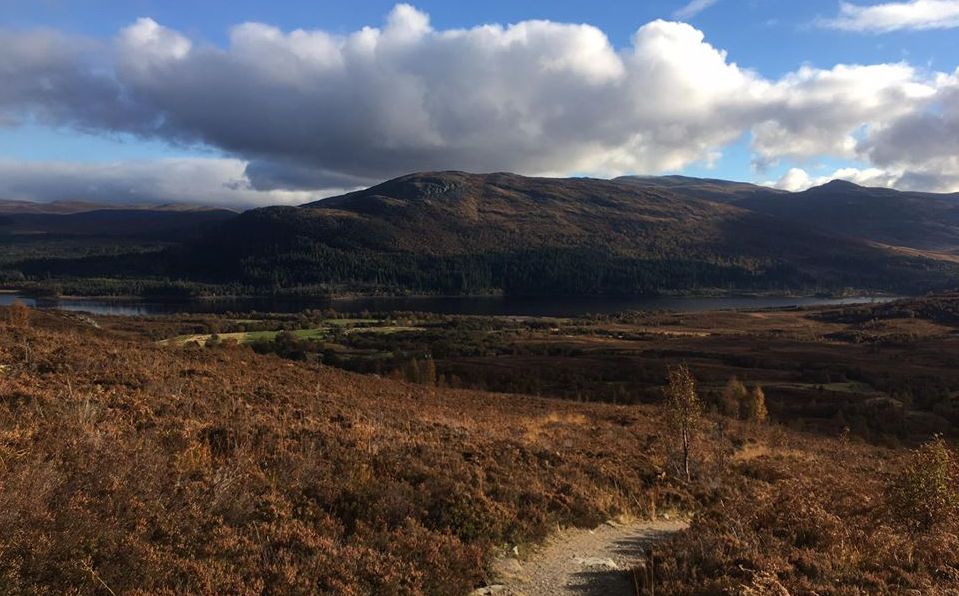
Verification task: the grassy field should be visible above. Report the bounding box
[160,320,425,346]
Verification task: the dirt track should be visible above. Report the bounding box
[481,518,688,596]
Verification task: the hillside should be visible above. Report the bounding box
[0,208,237,241]
[7,172,959,298]
[0,199,110,215]
[0,199,232,215]
[618,176,959,255]
[613,174,785,203]
[2,305,957,594]
[0,205,239,296]
[179,171,959,296]
[737,180,959,253]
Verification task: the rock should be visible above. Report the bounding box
[575,557,620,570]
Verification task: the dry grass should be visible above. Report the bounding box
[0,309,691,594]
[0,307,953,594]
[655,434,959,594]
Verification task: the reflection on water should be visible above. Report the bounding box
[0,291,899,317]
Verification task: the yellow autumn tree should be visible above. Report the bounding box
[744,385,768,423]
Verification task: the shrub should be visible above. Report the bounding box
[5,301,30,328]
[720,377,747,418]
[744,385,768,423]
[887,435,959,532]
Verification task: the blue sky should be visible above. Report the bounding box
[1,0,958,205]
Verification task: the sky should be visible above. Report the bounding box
[1,0,958,206]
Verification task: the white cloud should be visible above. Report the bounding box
[0,3,958,203]
[770,168,814,191]
[856,69,959,192]
[674,0,720,20]
[768,166,905,191]
[0,158,328,207]
[104,11,770,183]
[750,63,938,166]
[821,0,959,33]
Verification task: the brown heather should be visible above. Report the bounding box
[0,309,686,594]
[655,438,959,594]
[1,307,957,594]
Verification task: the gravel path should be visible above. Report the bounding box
[476,518,688,596]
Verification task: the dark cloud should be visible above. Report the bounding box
[0,29,152,133]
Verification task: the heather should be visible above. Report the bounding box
[1,306,956,594]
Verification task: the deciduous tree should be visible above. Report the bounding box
[721,377,747,418]
[745,385,768,423]
[662,363,702,481]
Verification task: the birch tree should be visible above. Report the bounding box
[663,363,702,482]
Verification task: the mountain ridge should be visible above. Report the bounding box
[0,198,237,215]
[177,171,959,296]
[8,171,959,297]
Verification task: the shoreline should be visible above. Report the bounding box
[0,285,904,304]
[0,289,906,319]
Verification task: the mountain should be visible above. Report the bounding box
[0,199,110,215]
[179,171,959,296]
[614,174,786,203]
[0,208,237,242]
[618,177,959,256]
[735,180,959,255]
[0,199,230,215]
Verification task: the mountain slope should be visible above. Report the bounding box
[0,208,237,241]
[0,199,231,215]
[613,174,786,204]
[736,180,959,253]
[181,171,959,296]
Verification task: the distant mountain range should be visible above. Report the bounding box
[0,199,231,216]
[6,173,959,297]
[0,202,236,241]
[174,171,959,296]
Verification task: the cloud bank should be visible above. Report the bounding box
[1,3,958,204]
[0,159,323,208]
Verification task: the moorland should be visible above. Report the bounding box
[107,292,959,445]
[3,293,958,593]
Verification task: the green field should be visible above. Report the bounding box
[161,320,423,346]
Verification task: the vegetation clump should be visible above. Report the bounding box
[720,376,746,418]
[887,435,959,532]
[744,385,768,423]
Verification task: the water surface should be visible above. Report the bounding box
[0,292,899,317]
